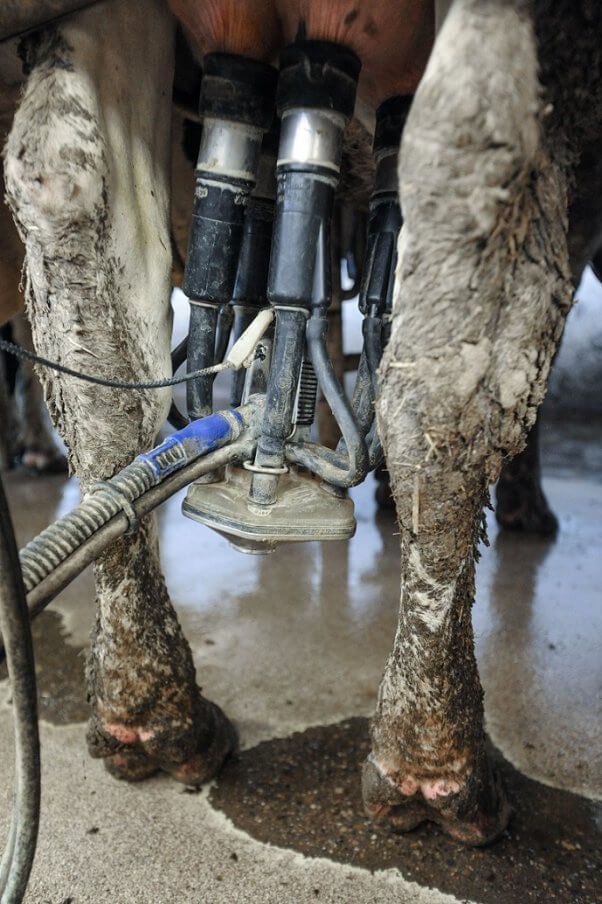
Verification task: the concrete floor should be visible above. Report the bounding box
[0,411,600,903]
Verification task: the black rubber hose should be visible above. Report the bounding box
[168,336,190,429]
[214,305,234,366]
[362,318,385,469]
[228,308,256,407]
[187,305,219,419]
[167,305,232,430]
[285,314,369,487]
[350,317,383,436]
[252,309,307,468]
[171,336,188,373]
[229,194,275,407]
[247,309,307,505]
[167,402,189,431]
[0,475,40,904]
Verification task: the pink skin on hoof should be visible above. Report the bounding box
[400,778,418,795]
[372,759,461,801]
[103,723,156,745]
[391,773,461,801]
[362,753,512,846]
[103,723,140,744]
[422,778,462,800]
[90,699,238,787]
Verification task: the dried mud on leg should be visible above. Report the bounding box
[4,0,235,785]
[370,0,576,844]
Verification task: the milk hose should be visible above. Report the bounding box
[0,397,262,902]
[0,473,40,904]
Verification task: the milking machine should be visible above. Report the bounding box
[0,35,411,900]
[182,47,411,554]
[184,40,366,552]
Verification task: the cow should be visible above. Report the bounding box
[2,0,601,846]
[365,0,602,843]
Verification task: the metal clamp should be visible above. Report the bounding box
[242,460,289,475]
[87,481,139,535]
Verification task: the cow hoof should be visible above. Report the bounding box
[87,697,237,786]
[103,748,160,782]
[20,447,68,476]
[361,754,512,846]
[168,701,238,786]
[495,478,558,536]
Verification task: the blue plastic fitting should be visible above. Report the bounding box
[137,409,244,480]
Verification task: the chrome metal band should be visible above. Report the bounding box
[272,304,311,317]
[243,459,289,475]
[188,298,219,309]
[277,109,346,173]
[196,117,263,183]
[373,150,399,195]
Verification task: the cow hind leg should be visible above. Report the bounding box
[495,415,558,536]
[366,0,575,844]
[5,0,235,784]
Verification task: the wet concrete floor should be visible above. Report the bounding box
[0,413,600,903]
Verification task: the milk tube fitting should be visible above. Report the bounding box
[229,123,279,407]
[250,40,362,503]
[347,96,412,468]
[184,53,277,420]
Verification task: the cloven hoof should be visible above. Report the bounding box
[362,754,513,847]
[87,697,238,786]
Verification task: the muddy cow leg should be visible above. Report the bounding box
[5,0,235,783]
[496,126,602,537]
[364,0,574,844]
